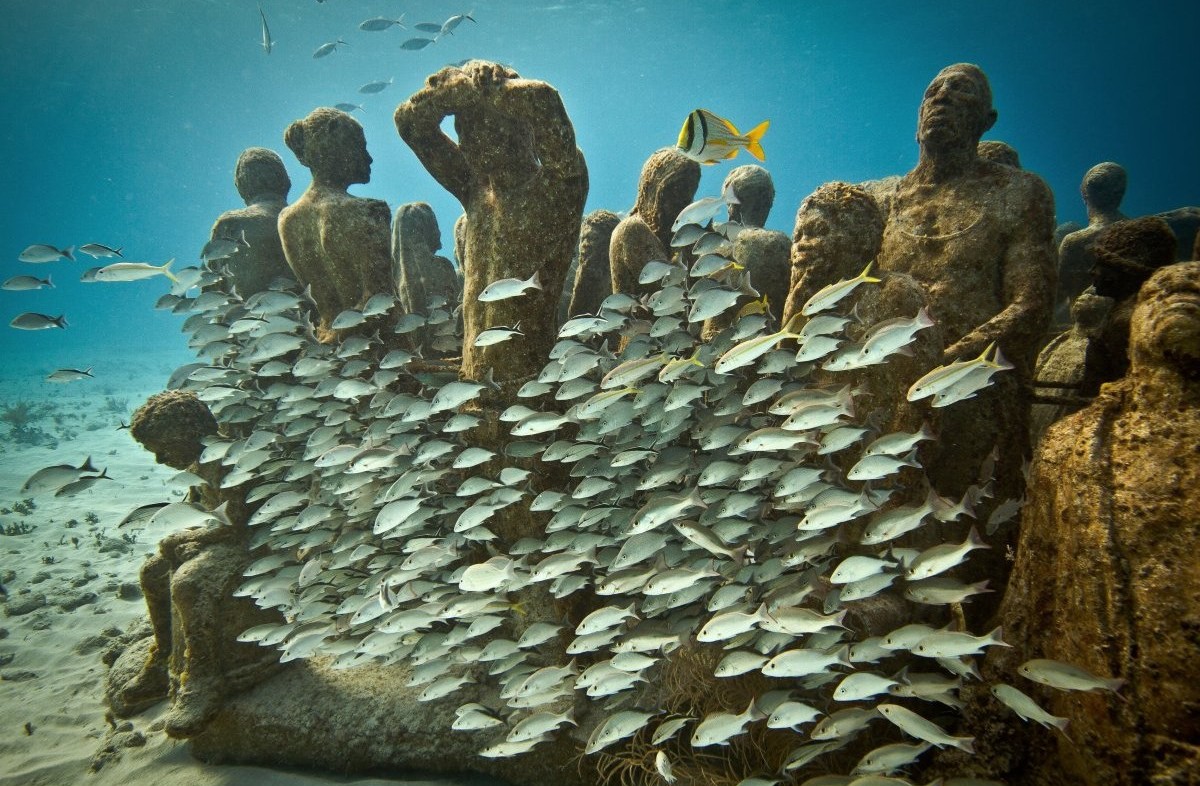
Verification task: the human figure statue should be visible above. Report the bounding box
[392,201,462,315]
[1057,162,1129,322]
[206,147,294,297]
[975,139,1020,168]
[1029,291,1113,446]
[993,261,1200,785]
[395,60,588,385]
[1083,215,1178,387]
[563,209,620,321]
[111,390,280,739]
[722,164,790,324]
[279,107,395,340]
[609,147,700,298]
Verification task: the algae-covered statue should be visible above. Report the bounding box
[395,60,588,384]
[991,261,1200,785]
[206,147,294,297]
[279,107,395,339]
[109,390,280,738]
[563,208,620,321]
[1056,162,1129,320]
[391,201,462,314]
[609,147,700,297]
[720,164,790,324]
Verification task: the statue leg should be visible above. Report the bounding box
[117,551,172,706]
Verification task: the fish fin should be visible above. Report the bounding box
[162,258,179,284]
[63,245,76,261]
[858,261,881,284]
[743,120,769,161]
[722,148,739,160]
[46,274,54,288]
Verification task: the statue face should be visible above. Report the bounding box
[346,125,372,185]
[917,67,993,150]
[1132,263,1200,374]
[793,205,857,268]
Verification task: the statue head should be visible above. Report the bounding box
[234,147,291,204]
[1081,162,1127,213]
[1129,261,1200,380]
[395,202,442,252]
[792,181,884,276]
[447,61,538,180]
[977,140,1020,168]
[130,390,219,470]
[635,147,701,241]
[1091,216,1176,299]
[579,209,620,266]
[723,165,776,227]
[284,108,371,189]
[916,63,997,154]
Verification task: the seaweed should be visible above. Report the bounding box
[1,521,36,536]
[0,401,56,446]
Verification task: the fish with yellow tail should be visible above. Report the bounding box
[677,109,769,165]
[93,258,179,284]
[801,261,881,315]
[906,341,1013,405]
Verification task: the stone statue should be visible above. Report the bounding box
[109,390,280,738]
[992,261,1200,785]
[722,165,790,324]
[976,139,1020,168]
[1057,162,1129,322]
[609,147,700,298]
[206,147,294,297]
[563,209,620,321]
[1029,291,1113,445]
[1084,215,1178,387]
[279,107,395,339]
[395,60,588,385]
[391,201,462,315]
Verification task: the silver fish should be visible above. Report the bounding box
[46,367,93,383]
[440,12,476,36]
[360,16,406,32]
[876,703,974,753]
[800,262,880,316]
[400,37,437,50]
[79,243,123,258]
[313,38,348,58]
[10,312,66,330]
[2,274,53,290]
[359,77,394,94]
[94,259,178,283]
[18,244,74,263]
[479,270,541,302]
[258,6,274,54]
[1017,658,1124,694]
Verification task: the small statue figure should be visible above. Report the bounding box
[721,164,790,324]
[111,390,280,738]
[279,107,395,339]
[996,261,1200,786]
[609,147,700,298]
[1029,291,1113,445]
[563,209,620,321]
[395,60,588,385]
[392,201,462,314]
[206,147,294,297]
[1057,162,1129,321]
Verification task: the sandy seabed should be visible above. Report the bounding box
[0,348,498,786]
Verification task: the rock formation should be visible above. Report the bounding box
[278,107,395,339]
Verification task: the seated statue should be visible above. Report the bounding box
[110,390,281,738]
[713,164,790,328]
[278,107,395,339]
[563,209,620,321]
[206,147,294,297]
[609,147,700,298]
[1029,291,1113,446]
[392,201,462,313]
[395,60,588,385]
[995,261,1200,785]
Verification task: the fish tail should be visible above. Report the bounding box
[55,314,68,329]
[529,270,543,291]
[162,258,179,284]
[46,274,54,289]
[781,311,806,337]
[858,261,882,284]
[743,120,769,161]
[62,245,75,262]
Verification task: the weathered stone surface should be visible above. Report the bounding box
[395,60,587,387]
[129,389,218,470]
[984,261,1200,785]
[1057,162,1128,323]
[976,139,1020,168]
[392,200,462,315]
[279,107,395,339]
[207,147,294,297]
[609,147,699,298]
[1029,291,1113,446]
[564,208,619,321]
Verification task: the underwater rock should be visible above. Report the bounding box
[279,107,395,339]
[990,261,1200,785]
[129,389,218,470]
[1057,162,1130,324]
[564,208,620,321]
[609,147,699,298]
[395,60,588,385]
[206,147,294,297]
[1029,291,1113,446]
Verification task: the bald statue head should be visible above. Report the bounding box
[1081,162,1127,214]
[916,63,997,155]
[635,147,701,244]
[724,165,775,228]
[1129,261,1200,380]
[234,147,291,204]
[284,107,372,189]
[1091,216,1177,300]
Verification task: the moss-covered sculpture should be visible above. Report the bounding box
[564,209,620,321]
[206,147,294,297]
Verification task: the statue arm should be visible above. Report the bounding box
[394,75,473,205]
[492,78,581,175]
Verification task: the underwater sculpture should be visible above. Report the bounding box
[609,147,700,298]
[205,147,294,297]
[394,59,588,384]
[974,139,1020,168]
[111,390,281,738]
[391,201,462,354]
[987,261,1200,785]
[1056,161,1129,321]
[564,209,621,321]
[1028,291,1113,446]
[279,107,395,339]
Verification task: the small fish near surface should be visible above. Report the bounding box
[258,6,275,54]
[313,38,348,58]
[359,16,407,32]
[677,108,769,165]
[400,37,437,50]
[359,78,394,94]
[18,244,74,263]
[93,259,179,284]
[47,367,93,383]
[79,243,123,259]
[440,12,476,36]
[334,103,364,113]
[2,274,54,291]
[10,312,67,330]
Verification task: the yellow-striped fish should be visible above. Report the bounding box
[677,109,769,165]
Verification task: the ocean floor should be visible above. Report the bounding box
[0,347,504,786]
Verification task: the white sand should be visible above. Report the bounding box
[0,349,494,786]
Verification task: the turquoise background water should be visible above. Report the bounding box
[2,0,1197,368]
